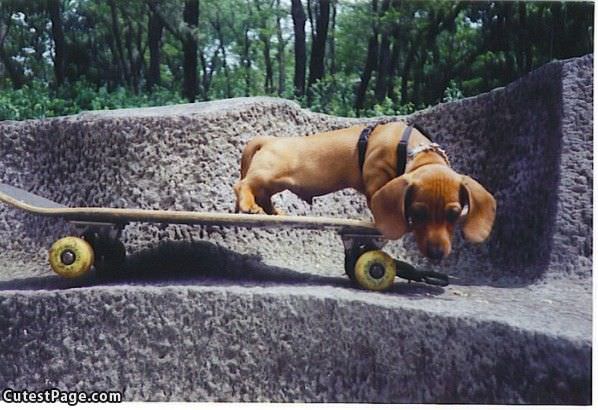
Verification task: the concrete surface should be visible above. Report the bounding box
[0,54,592,403]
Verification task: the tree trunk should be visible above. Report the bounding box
[47,0,66,87]
[123,16,139,93]
[198,46,219,99]
[307,0,330,97]
[550,3,564,60]
[262,38,273,94]
[147,3,163,90]
[0,17,23,88]
[212,17,232,98]
[119,4,145,93]
[199,51,209,99]
[254,0,273,94]
[220,41,231,98]
[243,26,252,96]
[291,0,307,96]
[412,3,463,106]
[518,2,532,73]
[374,0,391,103]
[501,2,515,83]
[386,0,401,102]
[105,26,120,88]
[355,0,379,112]
[400,37,417,105]
[276,0,286,96]
[108,0,130,87]
[355,35,378,111]
[135,19,146,86]
[414,10,440,106]
[0,42,24,89]
[327,0,337,76]
[182,0,199,102]
[386,24,400,102]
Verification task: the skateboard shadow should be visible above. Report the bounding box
[0,240,445,298]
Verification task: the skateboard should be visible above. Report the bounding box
[0,182,448,291]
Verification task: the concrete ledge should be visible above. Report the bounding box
[0,284,590,403]
[0,55,592,403]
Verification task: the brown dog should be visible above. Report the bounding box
[234,121,496,261]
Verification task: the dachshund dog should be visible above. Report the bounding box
[234,121,496,261]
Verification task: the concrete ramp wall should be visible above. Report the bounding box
[0,55,592,403]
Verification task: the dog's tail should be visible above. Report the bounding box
[240,136,272,178]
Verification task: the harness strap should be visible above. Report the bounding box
[357,124,375,172]
[396,125,413,176]
[357,123,415,176]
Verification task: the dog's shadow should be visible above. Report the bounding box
[0,240,444,298]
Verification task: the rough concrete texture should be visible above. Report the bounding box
[0,55,592,403]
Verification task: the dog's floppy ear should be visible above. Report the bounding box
[460,175,496,243]
[370,175,413,240]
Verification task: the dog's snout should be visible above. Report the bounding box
[427,244,445,261]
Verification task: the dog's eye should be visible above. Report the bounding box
[410,206,428,223]
[446,208,461,223]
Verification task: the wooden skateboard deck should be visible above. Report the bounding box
[0,182,448,289]
[0,183,380,235]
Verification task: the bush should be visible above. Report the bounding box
[303,75,416,118]
[0,77,417,121]
[303,74,359,117]
[0,81,184,121]
[442,80,465,103]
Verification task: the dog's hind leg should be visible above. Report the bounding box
[255,193,286,216]
[234,179,265,214]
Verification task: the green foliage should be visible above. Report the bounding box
[303,74,358,117]
[302,74,416,118]
[0,0,593,121]
[0,81,184,121]
[365,97,415,117]
[442,80,464,103]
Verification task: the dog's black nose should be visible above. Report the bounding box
[427,244,445,261]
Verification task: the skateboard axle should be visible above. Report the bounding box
[369,263,385,279]
[60,250,76,265]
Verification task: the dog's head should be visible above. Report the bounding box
[370,164,496,262]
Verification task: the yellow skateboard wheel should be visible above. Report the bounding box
[354,250,396,291]
[48,236,94,278]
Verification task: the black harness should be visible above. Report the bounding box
[357,123,415,176]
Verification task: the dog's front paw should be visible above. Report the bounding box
[243,204,265,214]
[272,207,286,216]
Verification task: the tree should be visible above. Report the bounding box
[327,0,337,76]
[47,0,65,87]
[386,1,402,102]
[373,0,391,103]
[119,2,147,93]
[108,0,131,87]
[306,0,330,99]
[291,0,307,97]
[207,3,232,98]
[182,0,199,102]
[275,0,288,95]
[0,4,25,89]
[147,0,164,90]
[255,0,274,94]
[355,0,379,112]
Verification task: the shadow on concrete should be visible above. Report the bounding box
[0,240,445,298]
